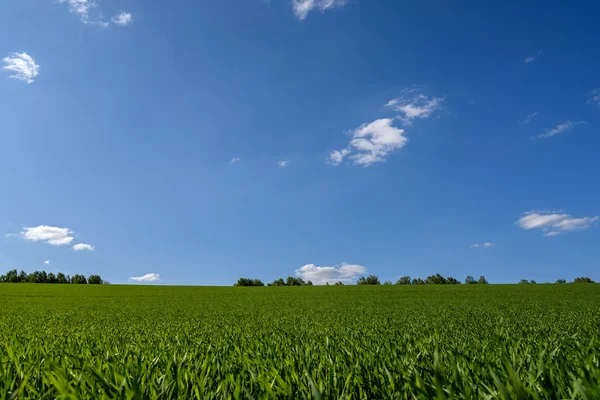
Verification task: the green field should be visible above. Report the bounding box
[1,284,599,399]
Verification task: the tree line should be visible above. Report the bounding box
[520,277,595,284]
[236,274,596,286]
[357,274,489,285]
[0,269,106,284]
[234,277,314,286]
[234,274,487,286]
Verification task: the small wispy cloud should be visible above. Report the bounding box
[524,49,543,64]
[72,243,95,251]
[44,260,51,265]
[292,0,348,20]
[111,11,133,26]
[230,157,240,164]
[329,88,443,167]
[278,160,289,168]
[2,52,40,84]
[470,242,494,248]
[519,112,538,124]
[295,263,366,285]
[587,88,600,108]
[385,93,444,126]
[534,121,583,139]
[330,119,408,167]
[129,273,161,282]
[58,0,108,26]
[328,149,350,166]
[517,210,599,236]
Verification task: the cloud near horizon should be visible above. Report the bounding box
[72,243,95,251]
[20,226,74,246]
[295,263,366,285]
[129,273,161,282]
[517,211,599,236]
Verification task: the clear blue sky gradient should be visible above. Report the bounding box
[1,0,599,284]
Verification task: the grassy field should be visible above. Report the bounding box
[1,284,599,399]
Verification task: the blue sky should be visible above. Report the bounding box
[1,0,599,285]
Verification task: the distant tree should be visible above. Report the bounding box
[88,275,103,285]
[465,276,476,285]
[555,279,567,284]
[383,280,393,285]
[307,281,313,286]
[70,274,87,284]
[396,276,411,285]
[4,269,18,283]
[425,274,447,285]
[477,276,489,285]
[47,273,57,284]
[286,276,306,286]
[573,277,595,284]
[519,279,530,284]
[18,270,28,283]
[56,272,68,284]
[269,278,285,287]
[0,274,4,283]
[103,281,111,285]
[334,281,344,285]
[412,277,425,285]
[446,277,461,284]
[530,280,537,284]
[235,278,250,286]
[357,275,380,285]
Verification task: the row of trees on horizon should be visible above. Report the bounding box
[0,269,106,284]
[235,274,597,287]
[234,274,489,286]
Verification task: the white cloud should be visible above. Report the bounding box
[292,0,347,20]
[524,50,543,64]
[278,160,289,168]
[2,53,40,84]
[295,263,366,285]
[519,112,538,124]
[331,119,408,167]
[385,93,444,125]
[588,88,600,108]
[44,260,51,265]
[517,211,599,236]
[129,273,160,282]
[58,0,109,26]
[20,226,74,246]
[535,121,583,139]
[471,242,494,248]
[72,243,95,251]
[329,89,443,167]
[328,149,350,166]
[111,11,133,26]
[230,157,240,164]
[544,231,561,237]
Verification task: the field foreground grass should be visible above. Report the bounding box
[1,284,599,399]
